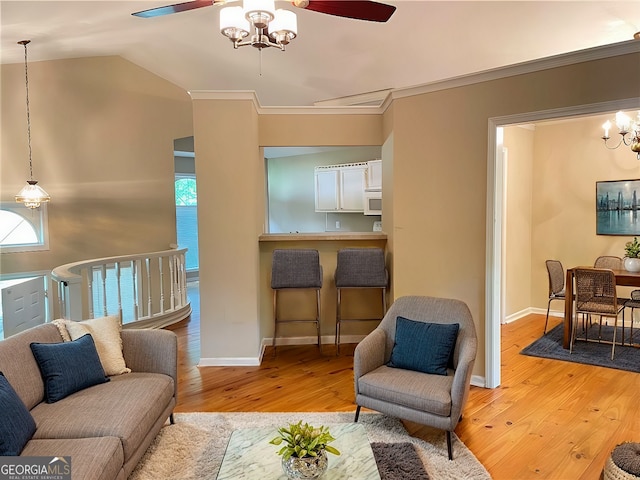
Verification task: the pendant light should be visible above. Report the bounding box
[15,40,50,209]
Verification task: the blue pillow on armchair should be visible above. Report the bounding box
[0,372,37,455]
[30,334,109,403]
[388,316,460,376]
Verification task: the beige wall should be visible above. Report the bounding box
[1,56,193,275]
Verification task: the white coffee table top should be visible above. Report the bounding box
[217,422,381,479]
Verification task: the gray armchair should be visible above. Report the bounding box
[353,296,477,460]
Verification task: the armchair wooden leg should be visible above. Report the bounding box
[354,405,361,422]
[446,430,453,460]
[170,413,175,425]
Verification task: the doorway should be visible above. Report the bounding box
[486,98,640,388]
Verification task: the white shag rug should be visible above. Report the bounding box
[129,412,491,480]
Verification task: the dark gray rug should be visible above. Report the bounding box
[371,442,429,480]
[521,323,640,373]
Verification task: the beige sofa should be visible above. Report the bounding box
[0,322,177,480]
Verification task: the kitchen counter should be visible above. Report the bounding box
[259,232,387,242]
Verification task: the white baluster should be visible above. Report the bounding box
[86,267,94,319]
[159,256,165,314]
[146,258,152,317]
[116,262,123,322]
[133,260,140,321]
[169,255,176,311]
[101,264,108,316]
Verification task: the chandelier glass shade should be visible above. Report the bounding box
[15,40,50,209]
[602,111,640,160]
[220,0,297,50]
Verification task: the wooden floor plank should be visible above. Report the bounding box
[168,306,640,479]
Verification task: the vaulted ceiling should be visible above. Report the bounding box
[1,1,639,106]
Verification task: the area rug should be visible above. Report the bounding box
[129,412,491,480]
[371,442,429,479]
[521,323,640,373]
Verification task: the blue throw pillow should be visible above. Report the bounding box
[388,317,460,376]
[0,372,37,455]
[30,334,109,403]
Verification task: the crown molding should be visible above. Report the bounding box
[390,39,640,102]
[189,90,384,115]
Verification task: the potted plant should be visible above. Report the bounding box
[270,421,340,479]
[624,237,640,272]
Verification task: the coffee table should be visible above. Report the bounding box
[216,422,381,479]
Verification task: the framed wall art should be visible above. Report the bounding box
[596,179,640,235]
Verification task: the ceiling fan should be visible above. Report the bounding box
[132,0,396,23]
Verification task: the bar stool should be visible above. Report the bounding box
[334,247,388,354]
[271,249,323,354]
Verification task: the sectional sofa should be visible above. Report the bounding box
[0,321,177,480]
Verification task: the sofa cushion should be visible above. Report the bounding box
[388,317,459,376]
[358,364,454,416]
[0,372,37,455]
[30,334,109,403]
[22,436,124,480]
[59,316,131,376]
[30,372,174,463]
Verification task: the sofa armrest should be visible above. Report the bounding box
[353,328,386,389]
[121,329,178,398]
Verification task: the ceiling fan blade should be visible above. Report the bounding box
[132,0,216,18]
[302,1,396,22]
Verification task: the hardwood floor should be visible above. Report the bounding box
[168,298,640,479]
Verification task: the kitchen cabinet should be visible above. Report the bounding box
[366,159,382,190]
[315,163,367,212]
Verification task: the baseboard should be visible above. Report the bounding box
[471,375,486,388]
[198,357,262,367]
[504,307,563,324]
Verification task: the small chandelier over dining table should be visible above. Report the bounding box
[602,111,640,160]
[220,0,297,50]
[15,39,50,209]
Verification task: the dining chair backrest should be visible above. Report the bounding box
[545,260,565,296]
[594,255,623,270]
[573,268,619,316]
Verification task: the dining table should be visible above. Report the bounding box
[562,267,640,348]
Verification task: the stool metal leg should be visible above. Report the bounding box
[272,289,278,357]
[316,288,322,353]
[335,288,342,355]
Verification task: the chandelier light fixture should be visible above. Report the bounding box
[602,111,640,160]
[220,0,297,50]
[15,40,50,209]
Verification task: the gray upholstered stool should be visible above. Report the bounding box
[271,249,323,354]
[334,247,388,354]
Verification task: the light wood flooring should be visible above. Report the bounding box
[168,302,640,480]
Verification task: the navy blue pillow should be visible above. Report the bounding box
[0,372,37,455]
[30,334,109,403]
[388,317,460,376]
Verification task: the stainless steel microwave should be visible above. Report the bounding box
[364,190,382,215]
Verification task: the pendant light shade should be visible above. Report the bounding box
[15,39,50,209]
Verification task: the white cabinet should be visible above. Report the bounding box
[314,163,367,212]
[366,159,382,190]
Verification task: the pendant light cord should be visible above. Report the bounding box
[19,40,33,181]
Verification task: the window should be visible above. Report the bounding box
[0,204,49,253]
[175,176,199,271]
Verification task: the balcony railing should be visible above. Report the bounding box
[51,248,191,329]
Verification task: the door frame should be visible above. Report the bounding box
[485,97,640,388]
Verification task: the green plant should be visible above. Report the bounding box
[269,421,341,460]
[625,237,640,258]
